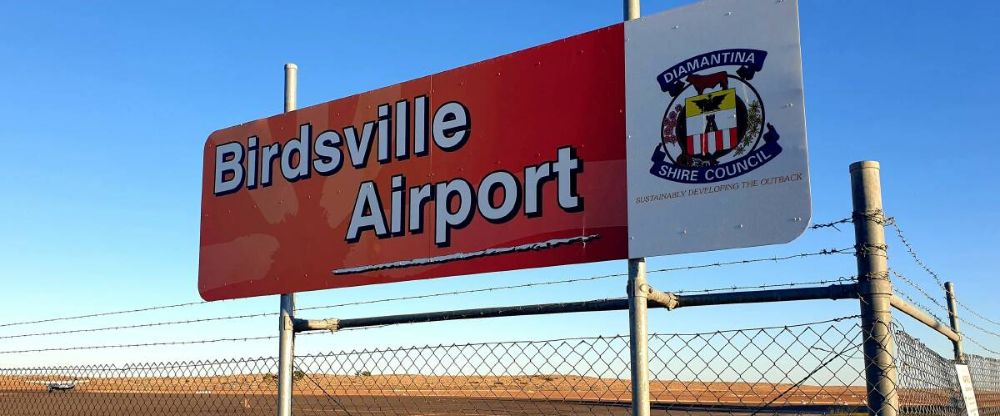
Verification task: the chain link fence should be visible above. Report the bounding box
[292,317,871,415]
[894,327,964,416]
[967,354,1000,416]
[0,316,880,416]
[0,213,995,415]
[2,167,995,416]
[646,318,867,415]
[0,358,279,415]
[0,320,995,416]
[891,327,1000,416]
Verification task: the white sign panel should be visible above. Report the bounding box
[625,0,811,257]
[956,364,981,416]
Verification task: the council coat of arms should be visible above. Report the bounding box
[651,48,782,184]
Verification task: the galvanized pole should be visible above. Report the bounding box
[944,282,965,363]
[627,258,650,416]
[276,63,298,416]
[851,161,899,416]
[623,3,649,414]
[624,0,640,20]
[277,294,295,416]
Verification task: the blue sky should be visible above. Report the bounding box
[0,0,997,368]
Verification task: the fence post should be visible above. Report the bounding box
[944,282,965,363]
[628,258,650,416]
[850,161,900,416]
[276,62,298,416]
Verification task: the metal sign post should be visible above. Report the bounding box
[850,161,899,416]
[277,293,295,416]
[277,63,298,416]
[624,0,639,21]
[627,258,650,416]
[624,4,651,416]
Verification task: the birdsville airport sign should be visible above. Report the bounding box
[199,0,810,301]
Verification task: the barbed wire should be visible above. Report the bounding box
[892,287,948,324]
[888,220,1000,331]
[671,275,857,295]
[646,246,854,275]
[963,333,1000,356]
[4,357,278,372]
[0,311,280,341]
[297,272,628,313]
[0,246,854,337]
[0,273,638,339]
[818,212,999,331]
[1,273,642,339]
[0,334,278,355]
[890,270,999,339]
[886,219,945,289]
[956,299,1000,327]
[0,316,863,368]
[889,269,950,313]
[809,216,854,231]
[0,300,210,329]
[0,314,862,356]
[303,270,857,315]
[303,247,855,312]
[961,317,1000,339]
[810,210,895,231]
[0,328,366,355]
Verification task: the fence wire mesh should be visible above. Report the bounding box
[0,358,279,415]
[0,317,882,416]
[893,327,963,416]
[293,335,633,416]
[967,354,1000,416]
[0,319,995,416]
[645,318,868,415]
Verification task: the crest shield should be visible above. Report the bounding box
[684,88,738,157]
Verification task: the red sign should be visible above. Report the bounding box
[199,25,627,300]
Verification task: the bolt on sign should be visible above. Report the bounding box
[199,0,810,301]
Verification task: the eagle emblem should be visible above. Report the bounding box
[650,49,783,184]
